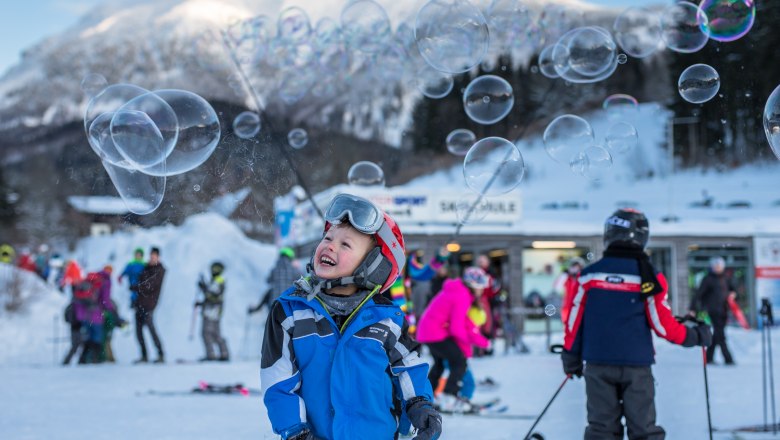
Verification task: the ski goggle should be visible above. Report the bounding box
[324,193,384,234]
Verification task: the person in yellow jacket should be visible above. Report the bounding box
[196,261,229,361]
[0,244,15,264]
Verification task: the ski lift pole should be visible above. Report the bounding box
[218,29,324,221]
[445,81,558,246]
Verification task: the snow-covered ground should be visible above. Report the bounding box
[0,328,777,439]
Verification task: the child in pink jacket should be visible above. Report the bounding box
[417,267,490,412]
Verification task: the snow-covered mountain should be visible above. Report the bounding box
[0,0,619,139]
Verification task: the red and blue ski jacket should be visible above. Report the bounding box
[563,256,687,366]
[261,287,433,440]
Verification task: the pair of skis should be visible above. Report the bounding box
[144,380,262,397]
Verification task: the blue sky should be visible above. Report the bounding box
[0,0,666,75]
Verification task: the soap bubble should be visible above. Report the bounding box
[699,0,755,43]
[102,160,165,215]
[569,151,588,176]
[543,115,594,164]
[111,91,179,169]
[463,137,525,196]
[88,112,133,168]
[416,67,454,99]
[603,94,639,119]
[538,45,560,79]
[617,53,628,64]
[140,90,221,176]
[463,75,514,125]
[277,7,312,44]
[84,83,149,159]
[341,0,391,54]
[233,112,261,139]
[552,27,619,83]
[348,161,385,186]
[660,2,710,54]
[762,83,780,160]
[566,26,617,76]
[582,145,613,181]
[194,184,201,192]
[613,7,661,59]
[80,73,108,98]
[415,0,490,74]
[110,110,168,170]
[544,304,557,316]
[446,129,476,156]
[678,63,720,104]
[288,128,308,149]
[605,122,638,154]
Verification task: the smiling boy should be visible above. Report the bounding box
[261,193,441,440]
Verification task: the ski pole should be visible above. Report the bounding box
[701,346,713,440]
[523,375,569,440]
[188,305,198,341]
[763,315,769,431]
[768,317,777,435]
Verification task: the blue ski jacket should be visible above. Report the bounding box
[261,286,433,440]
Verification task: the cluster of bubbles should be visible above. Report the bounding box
[82,74,220,214]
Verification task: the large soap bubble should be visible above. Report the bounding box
[138,90,221,177]
[84,83,149,159]
[605,122,638,154]
[340,0,391,54]
[763,84,780,160]
[538,45,560,79]
[678,64,720,104]
[110,110,168,170]
[582,145,613,181]
[446,129,476,156]
[566,26,617,76]
[415,0,490,74]
[552,27,619,84]
[348,161,385,186]
[111,92,179,169]
[463,75,514,125]
[463,137,524,196]
[102,160,166,215]
[613,7,661,59]
[543,115,595,164]
[233,111,261,139]
[660,2,710,54]
[699,0,755,43]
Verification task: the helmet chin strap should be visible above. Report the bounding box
[295,262,375,301]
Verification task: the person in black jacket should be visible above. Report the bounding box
[134,247,166,364]
[248,247,302,315]
[689,256,737,365]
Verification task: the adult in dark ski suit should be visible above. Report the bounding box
[196,261,229,361]
[689,256,737,365]
[135,247,165,363]
[562,209,712,440]
[248,247,302,314]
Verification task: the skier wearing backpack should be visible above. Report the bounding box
[72,267,115,364]
[561,209,713,439]
[196,261,229,362]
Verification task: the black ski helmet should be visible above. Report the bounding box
[604,208,649,249]
[211,261,225,276]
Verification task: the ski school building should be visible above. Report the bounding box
[275,180,780,328]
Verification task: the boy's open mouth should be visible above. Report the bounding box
[320,256,336,266]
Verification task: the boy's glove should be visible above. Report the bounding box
[406,397,442,440]
[682,322,712,347]
[561,350,583,378]
[287,429,314,440]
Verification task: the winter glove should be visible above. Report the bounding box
[406,397,442,440]
[198,280,208,292]
[286,428,314,440]
[561,350,583,378]
[682,322,713,348]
